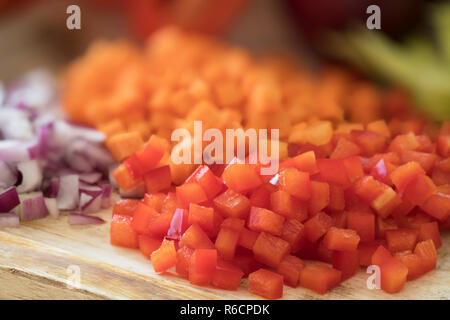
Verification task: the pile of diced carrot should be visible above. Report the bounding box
[109,121,450,298]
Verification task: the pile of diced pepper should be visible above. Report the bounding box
[110,122,450,299]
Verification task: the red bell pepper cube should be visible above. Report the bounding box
[346,211,375,242]
[188,249,217,286]
[233,248,263,275]
[179,224,215,249]
[304,211,333,243]
[342,156,364,183]
[351,130,387,156]
[110,214,139,248]
[166,208,189,240]
[403,174,436,206]
[278,168,311,200]
[414,239,437,273]
[280,151,319,174]
[248,207,285,236]
[418,221,442,249]
[253,232,291,268]
[390,161,425,193]
[395,251,426,280]
[249,268,284,299]
[328,184,345,211]
[148,211,175,238]
[353,175,387,204]
[176,183,208,208]
[222,162,263,193]
[138,234,162,259]
[221,217,246,232]
[332,250,360,281]
[124,153,147,178]
[358,240,387,266]
[385,228,419,253]
[376,217,398,239]
[371,187,401,219]
[330,137,361,159]
[330,210,348,229]
[113,164,143,191]
[396,211,433,229]
[135,135,168,173]
[215,227,240,261]
[238,227,259,250]
[213,189,251,219]
[371,245,393,267]
[270,190,295,218]
[323,227,360,251]
[308,181,330,216]
[380,257,408,294]
[188,203,215,233]
[176,246,195,278]
[317,159,351,188]
[369,158,397,186]
[276,255,305,287]
[131,202,159,234]
[160,192,178,215]
[420,188,450,221]
[316,240,334,264]
[400,150,437,173]
[142,193,166,211]
[436,134,450,157]
[151,239,177,273]
[212,259,244,291]
[185,165,224,199]
[299,264,342,295]
[388,131,420,153]
[249,185,272,209]
[113,199,139,216]
[144,165,171,194]
[281,219,306,253]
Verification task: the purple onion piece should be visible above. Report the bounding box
[68,213,104,225]
[79,182,103,197]
[80,193,102,214]
[0,161,17,188]
[20,193,48,221]
[0,213,20,228]
[16,160,43,193]
[0,186,20,213]
[56,174,79,210]
[79,172,102,184]
[44,197,59,218]
[0,140,30,162]
[100,183,112,209]
[47,177,59,198]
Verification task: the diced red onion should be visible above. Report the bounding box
[16,160,43,193]
[44,197,59,218]
[1,116,34,140]
[0,213,20,228]
[56,174,79,210]
[79,172,102,184]
[47,177,59,198]
[0,140,30,162]
[79,182,103,197]
[68,213,104,225]
[0,186,20,213]
[100,183,112,209]
[80,192,102,214]
[0,161,17,189]
[66,153,94,172]
[53,120,105,146]
[20,193,48,221]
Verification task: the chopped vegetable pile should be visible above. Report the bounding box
[0,70,114,226]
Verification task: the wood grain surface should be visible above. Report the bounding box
[0,194,449,300]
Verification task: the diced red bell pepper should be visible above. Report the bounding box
[276,255,305,287]
[316,159,351,188]
[222,162,263,193]
[332,250,360,281]
[176,246,195,278]
[304,211,333,243]
[188,203,215,233]
[418,221,442,249]
[388,132,419,154]
[342,156,364,183]
[131,202,159,234]
[390,161,425,193]
[281,219,306,253]
[166,208,189,240]
[151,239,177,273]
[215,227,240,261]
[160,192,178,215]
[380,257,408,294]
[110,214,139,248]
[189,249,217,286]
[233,248,263,275]
[369,158,397,186]
[371,245,393,267]
[299,265,342,295]
[148,211,175,238]
[403,174,436,206]
[351,130,387,156]
[396,210,433,229]
[330,137,361,159]
[330,210,348,229]
[376,217,398,239]
[414,239,437,273]
[249,268,284,299]
[238,227,259,250]
[213,189,251,219]
[142,193,166,211]
[270,190,295,218]
[395,251,425,280]
[138,234,162,258]
[400,150,437,173]
[420,189,450,221]
[328,184,345,211]
[431,166,450,185]
[371,187,401,219]
[436,135,450,157]
[144,165,171,194]
[358,240,387,266]
[179,224,215,249]
[248,207,285,236]
[346,211,375,242]
[212,259,244,291]
[280,151,319,174]
[113,164,143,191]
[391,196,415,219]
[385,228,419,253]
[221,217,246,232]
[135,135,168,173]
[308,181,330,216]
[253,232,291,268]
[278,168,311,200]
[249,185,271,209]
[113,199,139,216]
[185,165,224,199]
[176,183,208,208]
[353,176,387,203]
[124,153,146,178]
[323,227,360,251]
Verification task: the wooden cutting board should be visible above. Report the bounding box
[0,194,449,300]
